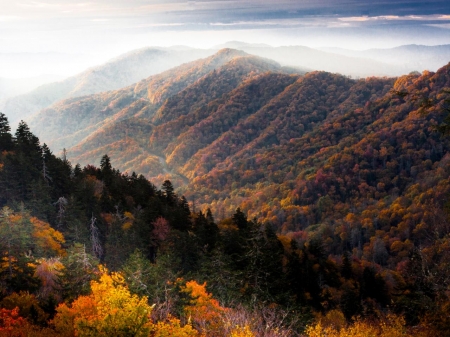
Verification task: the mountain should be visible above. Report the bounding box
[28,50,304,186]
[0,47,214,127]
[178,65,450,235]
[2,51,450,335]
[215,42,402,77]
[0,74,63,102]
[320,44,450,73]
[8,42,445,129]
[28,48,450,241]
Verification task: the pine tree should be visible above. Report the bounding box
[100,154,113,185]
[0,206,39,293]
[232,208,248,232]
[162,180,175,205]
[0,113,13,151]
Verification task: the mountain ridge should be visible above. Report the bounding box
[1,47,215,127]
[30,49,293,155]
[20,48,450,235]
[319,44,450,73]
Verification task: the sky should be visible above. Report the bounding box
[0,0,450,78]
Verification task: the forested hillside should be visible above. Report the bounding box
[2,47,450,335]
[26,50,450,239]
[28,49,302,178]
[1,47,214,128]
[184,68,450,230]
[1,109,450,335]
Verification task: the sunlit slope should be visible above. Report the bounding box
[31,49,299,182]
[2,47,213,126]
[28,47,450,236]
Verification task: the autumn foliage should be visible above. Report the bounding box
[180,279,228,334]
[1,60,450,336]
[0,308,26,333]
[305,312,432,337]
[52,267,204,337]
[53,266,154,336]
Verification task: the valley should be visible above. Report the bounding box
[2,0,450,334]
[1,41,450,336]
[20,48,450,238]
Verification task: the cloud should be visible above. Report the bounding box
[0,0,449,63]
[4,1,448,26]
[133,23,185,28]
[427,23,450,29]
[337,14,450,25]
[0,16,22,22]
[339,16,371,22]
[210,18,305,27]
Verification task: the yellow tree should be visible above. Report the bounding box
[53,267,200,337]
[31,217,65,257]
[53,266,154,337]
[230,325,255,337]
[0,207,65,289]
[153,317,201,337]
[305,313,415,337]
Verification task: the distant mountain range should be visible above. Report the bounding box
[216,42,401,77]
[3,42,449,129]
[23,47,450,232]
[1,47,214,127]
[320,44,450,73]
[29,49,302,168]
[0,74,63,103]
[220,42,450,77]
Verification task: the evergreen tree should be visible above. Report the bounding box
[0,113,13,151]
[193,211,219,252]
[244,223,286,303]
[285,240,307,305]
[60,243,99,301]
[14,121,41,159]
[361,267,390,306]
[232,207,248,231]
[162,180,175,205]
[0,206,40,293]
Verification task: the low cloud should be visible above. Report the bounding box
[339,14,450,23]
[427,23,450,29]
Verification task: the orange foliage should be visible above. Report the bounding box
[31,217,65,257]
[0,307,26,333]
[180,280,228,334]
[53,266,203,337]
[53,266,154,337]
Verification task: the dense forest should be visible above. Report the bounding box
[1,49,450,335]
[25,50,450,239]
[1,83,450,336]
[27,49,303,181]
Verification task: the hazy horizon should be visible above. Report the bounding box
[0,0,449,78]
